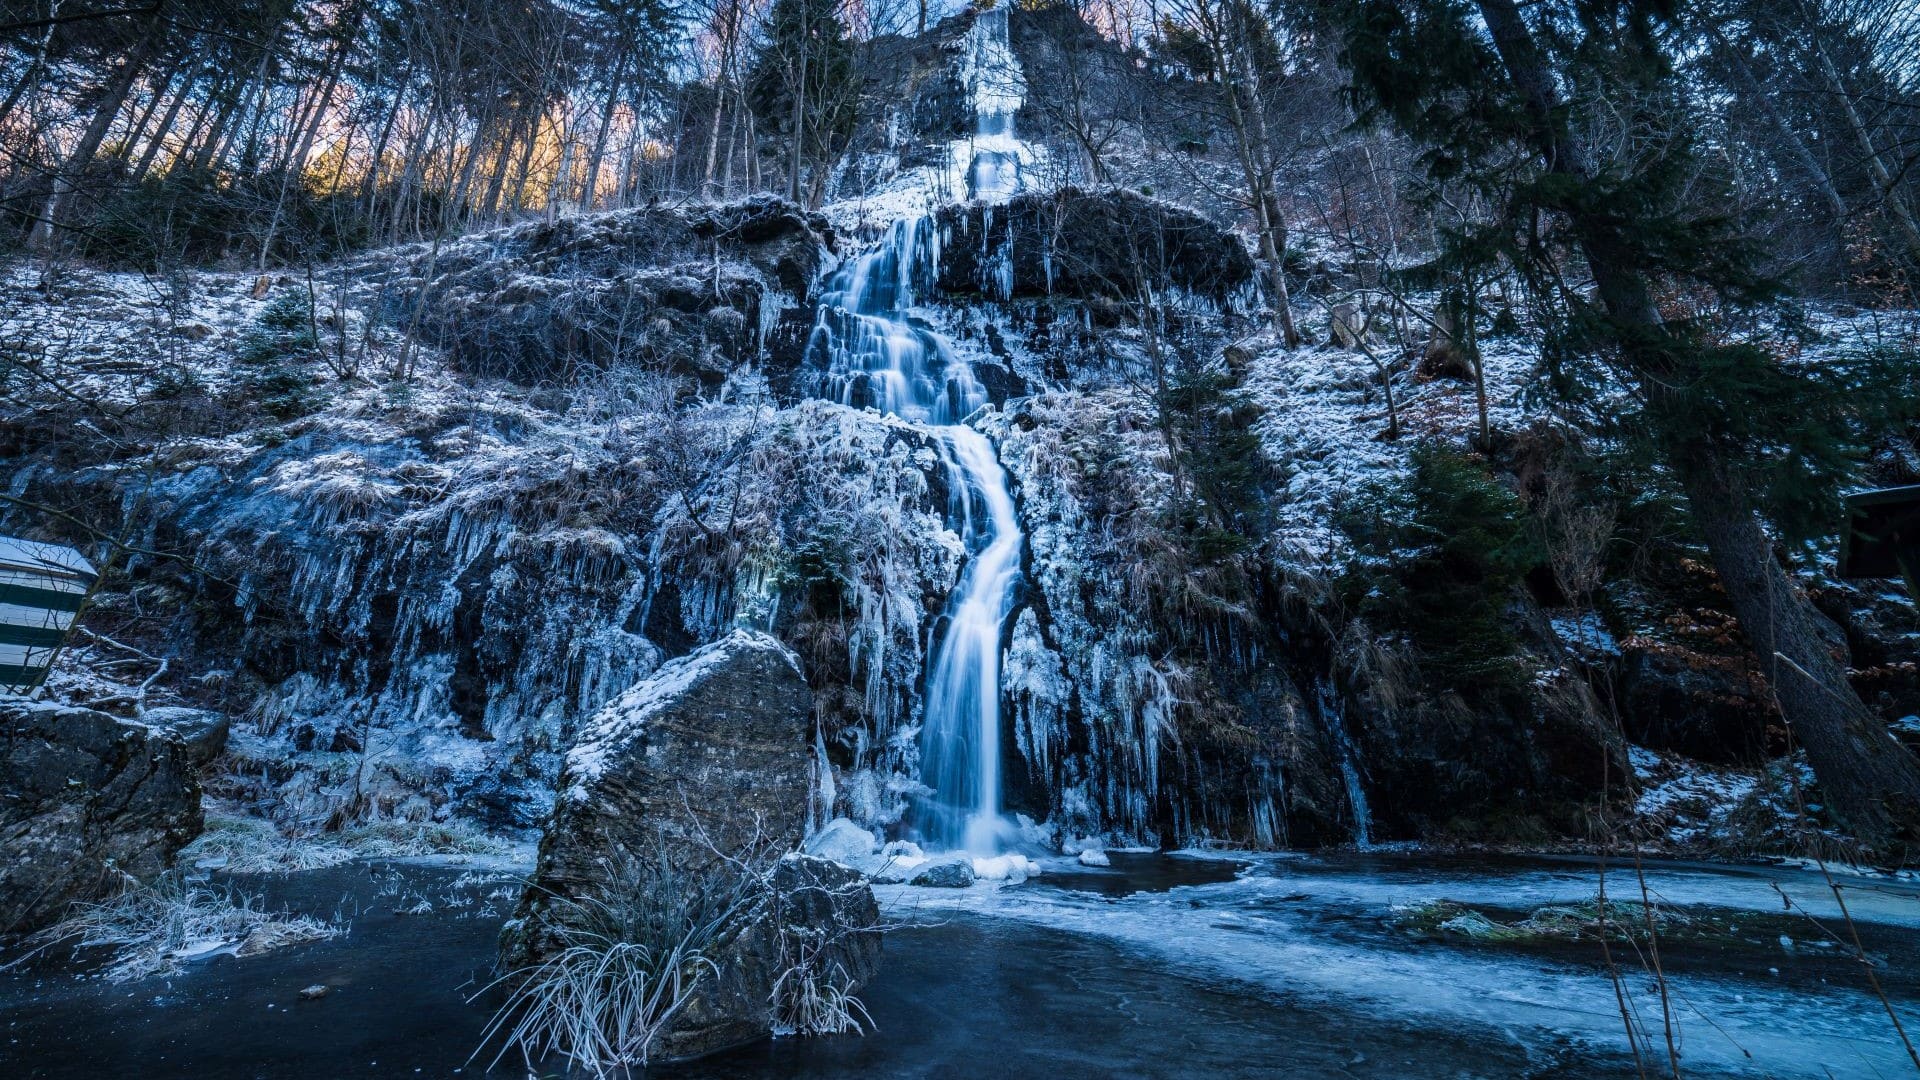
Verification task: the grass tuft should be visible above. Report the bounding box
[17,872,339,982]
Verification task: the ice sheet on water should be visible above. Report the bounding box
[879,856,1920,1078]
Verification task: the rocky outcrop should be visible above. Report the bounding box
[931,188,1257,307]
[502,629,880,1063]
[392,197,833,387]
[1351,670,1628,842]
[0,701,224,936]
[516,628,817,891]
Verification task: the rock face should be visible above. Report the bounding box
[528,628,818,882]
[931,188,1257,307]
[395,197,833,387]
[0,701,223,936]
[502,629,881,1063]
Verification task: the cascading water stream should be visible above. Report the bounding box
[804,8,1031,854]
[921,427,1023,854]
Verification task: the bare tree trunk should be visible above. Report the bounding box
[1211,11,1300,346]
[703,0,739,200]
[0,1,62,130]
[787,43,808,204]
[387,100,439,241]
[721,85,743,196]
[227,67,275,172]
[548,122,575,217]
[1809,38,1920,268]
[169,73,226,176]
[260,6,363,271]
[449,105,498,222]
[1478,0,1920,853]
[508,109,544,214]
[132,64,199,181]
[617,119,641,207]
[277,21,352,178]
[32,2,167,250]
[357,67,411,205]
[119,64,177,165]
[582,52,627,210]
[742,93,762,193]
[1712,28,1849,223]
[192,43,270,174]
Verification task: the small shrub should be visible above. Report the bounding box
[1343,444,1544,694]
[238,292,318,364]
[234,292,323,419]
[1161,369,1266,563]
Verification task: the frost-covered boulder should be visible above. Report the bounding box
[908,855,976,888]
[137,706,230,768]
[514,629,818,908]
[805,817,879,866]
[502,630,881,1062]
[394,196,834,387]
[0,701,223,936]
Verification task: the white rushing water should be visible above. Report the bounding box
[807,8,1033,854]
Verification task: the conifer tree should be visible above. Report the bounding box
[1328,0,1920,854]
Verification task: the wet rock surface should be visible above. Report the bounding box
[0,701,224,936]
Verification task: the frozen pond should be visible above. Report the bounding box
[2,852,1915,1078]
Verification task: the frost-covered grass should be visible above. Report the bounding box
[19,872,339,983]
[771,937,874,1037]
[475,848,773,1078]
[184,801,527,874]
[476,906,717,1079]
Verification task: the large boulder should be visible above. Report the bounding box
[0,701,223,936]
[501,629,881,1063]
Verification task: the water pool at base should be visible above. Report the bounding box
[3,853,1915,1079]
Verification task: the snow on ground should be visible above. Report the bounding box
[0,261,395,406]
[1240,330,1545,569]
[1629,747,1762,846]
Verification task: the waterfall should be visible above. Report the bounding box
[921,427,1023,853]
[803,7,1032,854]
[1317,680,1373,850]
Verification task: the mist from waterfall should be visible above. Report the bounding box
[804,8,1032,854]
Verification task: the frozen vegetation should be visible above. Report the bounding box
[5,0,1920,1076]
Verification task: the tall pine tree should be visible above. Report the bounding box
[1328,0,1920,856]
